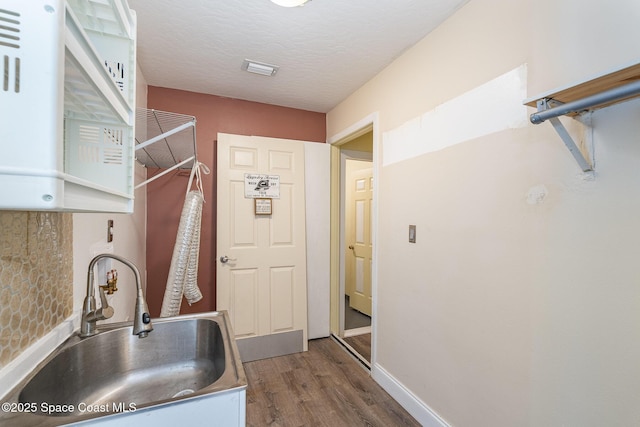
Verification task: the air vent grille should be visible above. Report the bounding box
[0,7,20,93]
[76,124,124,166]
[0,8,20,49]
[66,119,130,194]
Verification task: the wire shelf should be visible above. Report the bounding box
[135,108,197,168]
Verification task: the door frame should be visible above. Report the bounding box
[328,112,380,367]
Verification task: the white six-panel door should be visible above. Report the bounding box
[216,133,308,351]
[347,165,373,316]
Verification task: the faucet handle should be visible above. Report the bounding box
[94,306,114,321]
[85,304,114,322]
[97,285,114,320]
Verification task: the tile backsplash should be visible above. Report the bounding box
[0,211,73,368]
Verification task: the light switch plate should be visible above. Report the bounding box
[409,225,416,243]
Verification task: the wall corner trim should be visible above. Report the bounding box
[372,363,450,427]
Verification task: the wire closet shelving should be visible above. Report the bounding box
[134,108,198,189]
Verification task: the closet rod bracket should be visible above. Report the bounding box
[536,98,593,173]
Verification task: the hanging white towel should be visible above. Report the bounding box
[160,161,210,317]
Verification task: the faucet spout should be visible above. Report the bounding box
[80,254,153,338]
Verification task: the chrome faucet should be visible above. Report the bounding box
[80,254,153,338]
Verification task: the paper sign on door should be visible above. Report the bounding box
[244,174,280,198]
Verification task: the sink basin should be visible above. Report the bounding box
[0,311,246,426]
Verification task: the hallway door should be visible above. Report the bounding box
[216,133,308,353]
[346,162,373,316]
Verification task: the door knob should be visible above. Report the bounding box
[348,245,355,250]
[220,255,236,264]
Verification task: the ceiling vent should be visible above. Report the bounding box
[241,59,278,77]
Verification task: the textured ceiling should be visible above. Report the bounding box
[128,0,469,113]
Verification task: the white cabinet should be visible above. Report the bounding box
[0,0,136,212]
[66,389,246,426]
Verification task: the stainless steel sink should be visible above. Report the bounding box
[0,311,246,426]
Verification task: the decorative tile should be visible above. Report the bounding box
[0,212,73,368]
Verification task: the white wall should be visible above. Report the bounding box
[72,63,148,324]
[327,0,640,426]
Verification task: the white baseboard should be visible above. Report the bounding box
[372,363,450,427]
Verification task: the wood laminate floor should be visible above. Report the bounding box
[244,338,419,427]
[343,333,371,364]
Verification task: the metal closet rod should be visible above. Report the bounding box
[530,79,640,124]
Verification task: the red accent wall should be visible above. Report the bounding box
[146,86,326,316]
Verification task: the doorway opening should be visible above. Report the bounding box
[328,114,379,369]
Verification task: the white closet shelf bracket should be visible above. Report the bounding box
[134,157,195,190]
[525,61,640,173]
[534,98,593,172]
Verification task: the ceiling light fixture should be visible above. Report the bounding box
[241,59,279,77]
[270,0,310,7]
